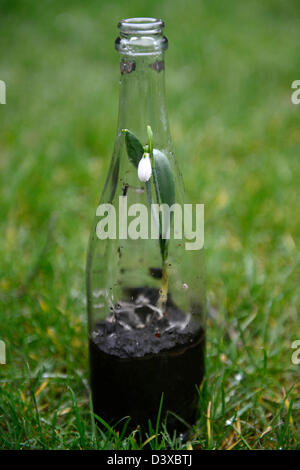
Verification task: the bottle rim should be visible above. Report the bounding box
[118,17,164,35]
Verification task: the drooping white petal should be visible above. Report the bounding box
[137,153,152,182]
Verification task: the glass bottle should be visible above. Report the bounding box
[86,18,206,434]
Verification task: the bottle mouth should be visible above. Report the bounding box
[118,17,164,36]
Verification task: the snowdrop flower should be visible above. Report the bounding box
[137,153,152,182]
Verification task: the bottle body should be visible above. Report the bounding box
[86,18,206,433]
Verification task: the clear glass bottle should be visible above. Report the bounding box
[86,18,206,434]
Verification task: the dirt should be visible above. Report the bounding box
[89,287,205,433]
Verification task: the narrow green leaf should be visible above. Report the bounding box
[153,149,175,261]
[147,125,153,155]
[122,129,144,168]
[153,149,175,207]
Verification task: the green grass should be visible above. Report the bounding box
[0,0,300,450]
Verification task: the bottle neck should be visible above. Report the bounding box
[116,53,169,147]
[115,18,170,148]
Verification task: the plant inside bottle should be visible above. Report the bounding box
[86,17,206,435]
[123,124,174,314]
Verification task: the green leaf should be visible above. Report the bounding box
[122,129,144,168]
[153,149,175,207]
[152,149,175,261]
[147,125,153,155]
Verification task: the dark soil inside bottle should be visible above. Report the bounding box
[89,287,205,434]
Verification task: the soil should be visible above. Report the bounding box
[89,287,205,434]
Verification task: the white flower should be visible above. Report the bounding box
[137,153,152,182]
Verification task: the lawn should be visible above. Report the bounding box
[0,0,299,450]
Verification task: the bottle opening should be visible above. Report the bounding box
[118,17,164,36]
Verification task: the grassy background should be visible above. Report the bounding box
[0,0,300,449]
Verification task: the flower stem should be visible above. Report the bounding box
[157,260,168,313]
[146,124,169,314]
